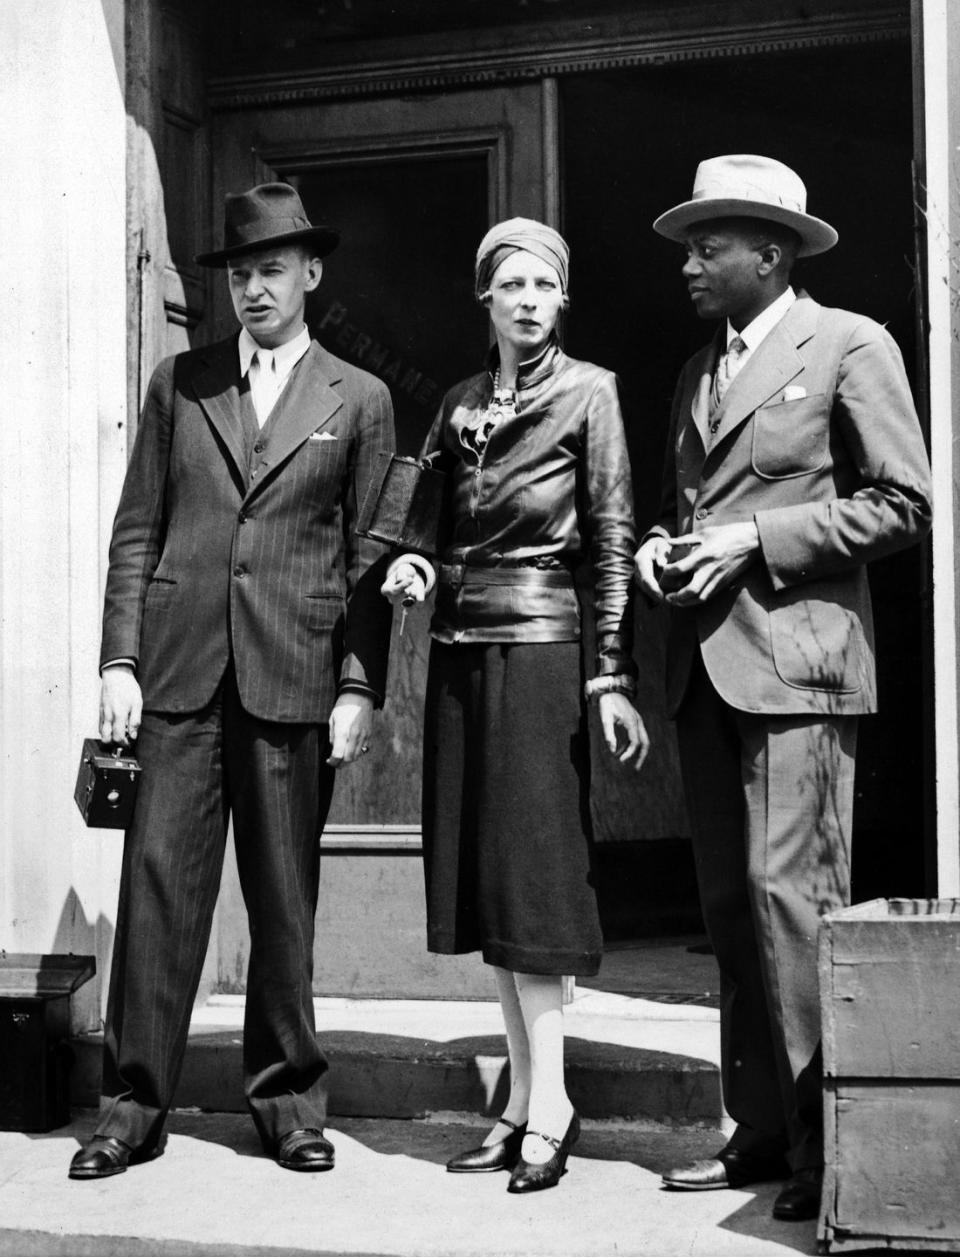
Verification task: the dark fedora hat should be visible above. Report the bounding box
[195,182,339,267]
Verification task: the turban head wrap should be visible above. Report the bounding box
[474,217,570,300]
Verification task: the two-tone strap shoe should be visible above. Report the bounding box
[446,1118,527,1173]
[506,1111,580,1194]
[662,1146,791,1191]
[276,1128,335,1172]
[772,1166,823,1221]
[68,1135,163,1180]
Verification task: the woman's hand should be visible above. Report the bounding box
[380,554,435,606]
[598,691,650,771]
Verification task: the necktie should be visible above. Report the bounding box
[249,349,279,426]
[713,336,747,408]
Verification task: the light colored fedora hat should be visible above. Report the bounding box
[653,154,838,257]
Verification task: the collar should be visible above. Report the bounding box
[727,286,796,353]
[238,325,312,379]
[486,337,562,392]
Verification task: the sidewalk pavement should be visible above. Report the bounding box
[0,979,823,1257]
[0,1112,819,1257]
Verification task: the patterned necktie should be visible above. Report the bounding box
[713,335,747,408]
[249,348,279,426]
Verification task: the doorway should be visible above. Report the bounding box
[204,35,931,999]
[560,42,930,950]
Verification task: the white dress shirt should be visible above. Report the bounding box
[725,285,797,363]
[239,325,311,426]
[709,287,798,434]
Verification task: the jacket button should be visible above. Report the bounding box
[233,565,245,578]
[695,508,709,520]
[253,442,264,454]
[238,511,246,524]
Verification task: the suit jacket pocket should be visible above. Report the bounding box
[752,394,829,479]
[768,584,866,694]
[305,593,344,632]
[144,577,177,607]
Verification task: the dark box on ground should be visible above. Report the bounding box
[819,898,960,1253]
[0,954,95,1131]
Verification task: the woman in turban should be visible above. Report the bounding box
[383,218,649,1193]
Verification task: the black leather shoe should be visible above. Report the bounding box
[772,1166,823,1221]
[506,1112,580,1194]
[662,1146,791,1191]
[68,1135,162,1180]
[276,1128,335,1172]
[446,1118,526,1173]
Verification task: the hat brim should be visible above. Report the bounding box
[195,225,340,268]
[652,199,837,258]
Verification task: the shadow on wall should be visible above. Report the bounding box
[51,889,113,1033]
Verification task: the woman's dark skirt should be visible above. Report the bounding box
[422,639,602,976]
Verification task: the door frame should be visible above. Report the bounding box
[206,82,560,342]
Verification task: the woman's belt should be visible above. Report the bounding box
[432,561,579,644]
[439,563,573,589]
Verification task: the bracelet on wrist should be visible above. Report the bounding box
[388,552,436,595]
[584,674,637,703]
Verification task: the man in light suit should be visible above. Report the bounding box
[69,183,395,1179]
[635,155,931,1221]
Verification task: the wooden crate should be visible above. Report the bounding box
[819,898,960,1253]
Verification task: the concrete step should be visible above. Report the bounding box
[70,986,723,1128]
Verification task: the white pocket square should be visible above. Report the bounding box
[309,431,338,441]
[782,385,807,402]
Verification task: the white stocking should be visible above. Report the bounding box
[515,971,573,1164]
[482,966,531,1146]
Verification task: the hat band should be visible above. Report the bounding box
[691,182,804,214]
[224,215,312,247]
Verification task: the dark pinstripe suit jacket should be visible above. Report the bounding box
[101,334,395,723]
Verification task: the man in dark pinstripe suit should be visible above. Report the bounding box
[69,184,395,1179]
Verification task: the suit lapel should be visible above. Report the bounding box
[190,337,249,488]
[245,341,344,503]
[708,296,820,448]
[690,336,721,451]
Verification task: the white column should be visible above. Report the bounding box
[0,0,129,1027]
[922,0,960,896]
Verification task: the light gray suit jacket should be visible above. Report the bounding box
[652,295,932,718]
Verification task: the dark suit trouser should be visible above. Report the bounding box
[97,665,335,1153]
[675,653,857,1171]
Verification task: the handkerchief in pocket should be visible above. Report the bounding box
[782,385,807,403]
[309,431,338,442]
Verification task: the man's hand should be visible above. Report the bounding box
[634,535,672,603]
[661,522,761,606]
[598,692,650,772]
[99,664,143,746]
[327,692,375,767]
